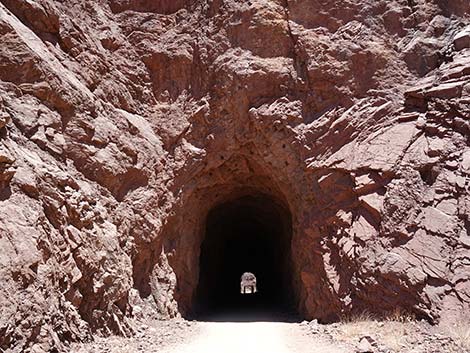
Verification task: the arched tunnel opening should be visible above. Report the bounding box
[192,193,297,320]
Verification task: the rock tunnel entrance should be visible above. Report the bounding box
[192,193,296,319]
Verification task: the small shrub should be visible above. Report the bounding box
[338,310,413,352]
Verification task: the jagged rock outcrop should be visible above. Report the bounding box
[0,0,469,352]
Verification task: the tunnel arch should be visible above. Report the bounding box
[131,148,428,324]
[192,191,297,318]
[132,152,344,322]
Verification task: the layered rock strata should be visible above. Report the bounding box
[0,0,469,351]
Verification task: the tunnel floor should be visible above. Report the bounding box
[192,193,298,321]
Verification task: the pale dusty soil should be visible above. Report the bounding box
[70,316,470,353]
[71,319,350,353]
[70,319,200,353]
[160,321,348,353]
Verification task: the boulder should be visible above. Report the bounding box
[454,26,470,51]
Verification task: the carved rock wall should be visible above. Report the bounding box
[0,0,469,351]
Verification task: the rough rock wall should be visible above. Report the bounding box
[0,0,469,351]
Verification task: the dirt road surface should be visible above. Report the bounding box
[160,321,348,353]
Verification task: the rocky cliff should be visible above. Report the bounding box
[0,0,469,351]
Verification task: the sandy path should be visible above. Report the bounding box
[160,321,349,353]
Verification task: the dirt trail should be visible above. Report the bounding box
[160,321,349,353]
[70,317,468,353]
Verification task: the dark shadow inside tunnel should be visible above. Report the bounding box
[192,193,298,321]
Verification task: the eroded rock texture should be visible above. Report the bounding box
[0,0,469,351]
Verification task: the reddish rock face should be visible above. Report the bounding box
[0,0,469,351]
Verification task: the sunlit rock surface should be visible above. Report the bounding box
[0,0,469,351]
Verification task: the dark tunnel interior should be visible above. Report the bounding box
[193,193,297,320]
